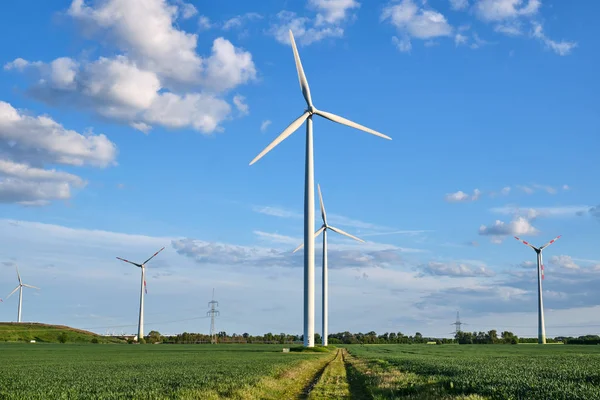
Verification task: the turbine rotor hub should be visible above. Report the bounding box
[307,106,315,115]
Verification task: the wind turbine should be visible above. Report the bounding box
[6,265,39,323]
[116,247,164,341]
[293,184,364,346]
[249,30,391,347]
[514,235,561,344]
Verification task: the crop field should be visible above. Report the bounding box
[3,343,600,399]
[0,344,329,399]
[346,344,600,399]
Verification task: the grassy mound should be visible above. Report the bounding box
[0,322,125,344]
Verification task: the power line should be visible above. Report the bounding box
[451,311,466,336]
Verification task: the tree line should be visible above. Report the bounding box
[140,330,600,345]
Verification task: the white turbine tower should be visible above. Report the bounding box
[293,184,364,346]
[116,247,164,341]
[6,265,39,323]
[249,30,391,347]
[514,235,561,344]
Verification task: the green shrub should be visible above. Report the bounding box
[91,338,99,344]
[58,333,68,343]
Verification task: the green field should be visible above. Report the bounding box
[346,344,600,399]
[3,343,600,399]
[0,344,328,399]
[0,323,125,343]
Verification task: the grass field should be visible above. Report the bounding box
[346,344,600,399]
[0,322,125,343]
[0,344,330,399]
[3,343,600,399]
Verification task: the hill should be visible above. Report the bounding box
[0,322,126,344]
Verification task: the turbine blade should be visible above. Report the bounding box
[16,265,21,285]
[116,257,142,268]
[292,226,325,253]
[250,112,309,165]
[514,236,537,251]
[328,226,365,243]
[314,109,391,140]
[143,247,165,265]
[6,286,19,299]
[317,184,327,225]
[540,235,561,250]
[23,284,39,289]
[289,30,313,108]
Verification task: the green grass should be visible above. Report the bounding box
[0,322,125,343]
[0,343,328,399]
[346,344,600,399]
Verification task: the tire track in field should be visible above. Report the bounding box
[299,349,342,399]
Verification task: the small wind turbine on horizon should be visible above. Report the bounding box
[116,247,164,341]
[514,235,561,344]
[293,184,364,346]
[249,29,391,347]
[6,265,39,323]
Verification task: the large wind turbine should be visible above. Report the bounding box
[293,184,364,346]
[6,265,39,323]
[116,247,164,341]
[249,30,391,347]
[514,235,561,344]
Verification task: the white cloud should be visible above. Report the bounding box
[68,0,203,83]
[204,38,257,93]
[252,205,302,219]
[420,261,495,277]
[269,1,359,46]
[444,190,469,202]
[233,95,249,115]
[130,122,152,134]
[445,189,483,202]
[392,35,412,52]
[494,21,523,36]
[501,186,511,195]
[175,0,197,19]
[491,205,590,218]
[222,12,263,30]
[549,255,580,270]
[520,260,535,268]
[474,0,540,22]
[0,100,116,205]
[7,0,257,134]
[532,22,577,56]
[382,0,453,47]
[455,33,468,46]
[310,0,360,25]
[198,15,213,30]
[260,120,272,132]
[449,0,469,10]
[479,216,538,240]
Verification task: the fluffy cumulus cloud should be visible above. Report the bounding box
[382,0,453,52]
[5,0,257,134]
[449,0,469,10]
[270,0,360,45]
[0,101,117,205]
[479,216,538,242]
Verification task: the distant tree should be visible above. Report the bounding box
[58,332,68,343]
[148,330,162,343]
[91,337,99,344]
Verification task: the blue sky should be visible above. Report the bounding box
[0,0,599,338]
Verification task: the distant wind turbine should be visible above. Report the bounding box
[293,184,364,346]
[6,265,39,323]
[116,247,165,341]
[249,29,391,347]
[514,235,561,344]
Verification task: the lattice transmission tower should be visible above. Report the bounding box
[451,311,467,336]
[207,288,219,344]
